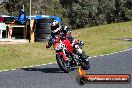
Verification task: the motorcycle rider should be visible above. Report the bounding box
[46,20,61,48]
[46,20,89,69]
[46,20,84,55]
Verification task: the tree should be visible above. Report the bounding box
[1,0,132,29]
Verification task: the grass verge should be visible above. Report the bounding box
[0,21,132,70]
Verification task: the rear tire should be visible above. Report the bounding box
[35,39,49,42]
[80,51,90,70]
[56,54,71,73]
[81,60,90,70]
[35,34,51,39]
[37,18,54,23]
[36,23,51,29]
[35,29,51,34]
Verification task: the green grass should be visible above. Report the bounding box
[74,21,132,56]
[0,21,132,70]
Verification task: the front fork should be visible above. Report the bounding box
[57,48,68,62]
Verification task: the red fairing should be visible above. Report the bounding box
[53,43,60,49]
[53,35,74,61]
[53,38,74,55]
[62,39,74,55]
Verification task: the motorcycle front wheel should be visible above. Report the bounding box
[56,54,71,73]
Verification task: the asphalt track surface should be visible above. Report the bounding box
[0,49,132,88]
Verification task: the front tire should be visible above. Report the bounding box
[56,54,71,73]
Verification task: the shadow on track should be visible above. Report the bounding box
[22,67,76,73]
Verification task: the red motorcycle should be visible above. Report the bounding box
[51,33,90,73]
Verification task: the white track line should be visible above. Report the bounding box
[110,53,114,55]
[105,54,110,56]
[99,55,105,57]
[88,57,92,59]
[114,52,119,54]
[92,56,98,58]
[0,48,132,73]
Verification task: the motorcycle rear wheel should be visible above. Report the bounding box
[80,52,90,70]
[56,54,71,73]
[81,60,90,70]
